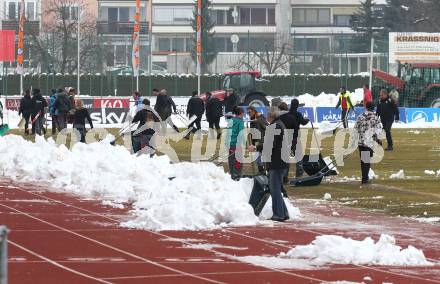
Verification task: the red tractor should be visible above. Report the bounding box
[200,71,270,106]
[373,62,440,108]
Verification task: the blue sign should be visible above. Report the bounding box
[397,107,406,123]
[406,108,440,123]
[299,107,315,123]
[316,107,361,123]
[317,107,406,123]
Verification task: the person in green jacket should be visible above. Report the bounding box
[226,106,245,180]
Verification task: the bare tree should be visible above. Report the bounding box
[30,0,104,74]
[231,40,293,74]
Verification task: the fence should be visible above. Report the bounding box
[0,73,369,98]
[0,226,8,284]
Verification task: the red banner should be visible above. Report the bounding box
[0,30,16,62]
[93,98,129,109]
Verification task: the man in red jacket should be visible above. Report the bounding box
[362,84,373,109]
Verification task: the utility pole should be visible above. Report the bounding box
[77,4,81,95]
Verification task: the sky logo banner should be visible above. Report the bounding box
[406,108,440,123]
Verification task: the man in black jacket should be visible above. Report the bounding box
[255,107,289,222]
[54,88,71,131]
[30,89,47,135]
[376,89,399,151]
[205,93,223,139]
[132,99,159,153]
[224,89,239,115]
[247,106,268,173]
[154,89,179,133]
[278,102,299,189]
[19,90,32,135]
[289,99,310,177]
[184,91,205,140]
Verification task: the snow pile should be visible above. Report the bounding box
[390,169,405,179]
[280,234,432,266]
[323,193,332,200]
[0,135,300,231]
[292,89,364,107]
[368,169,378,180]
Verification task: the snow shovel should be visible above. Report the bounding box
[289,158,338,187]
[302,154,338,177]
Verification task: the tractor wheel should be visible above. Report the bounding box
[244,93,269,107]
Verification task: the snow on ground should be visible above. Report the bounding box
[368,169,378,180]
[413,217,440,223]
[323,193,332,200]
[237,234,432,269]
[390,170,405,179]
[0,134,300,231]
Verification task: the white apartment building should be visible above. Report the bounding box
[97,0,150,70]
[97,0,386,74]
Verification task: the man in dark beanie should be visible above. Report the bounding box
[289,99,309,177]
[30,89,47,135]
[184,90,205,140]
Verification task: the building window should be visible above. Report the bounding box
[172,38,185,52]
[238,37,274,52]
[239,7,275,25]
[240,8,251,25]
[292,8,331,25]
[26,2,35,20]
[268,8,275,25]
[119,7,129,22]
[251,8,266,25]
[215,10,225,25]
[61,6,79,21]
[226,9,235,24]
[334,15,351,26]
[293,38,330,52]
[153,7,192,25]
[8,2,16,19]
[158,38,171,52]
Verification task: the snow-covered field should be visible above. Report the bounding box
[0,134,300,231]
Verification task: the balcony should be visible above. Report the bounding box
[97,21,149,35]
[1,20,40,35]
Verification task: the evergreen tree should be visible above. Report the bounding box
[191,0,216,74]
[350,0,385,52]
[383,0,432,33]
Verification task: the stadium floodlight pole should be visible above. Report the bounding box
[132,0,141,91]
[77,4,81,96]
[196,0,202,95]
[17,0,25,96]
[369,37,375,90]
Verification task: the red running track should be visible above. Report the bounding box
[1,180,440,284]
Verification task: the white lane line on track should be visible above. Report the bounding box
[0,203,225,284]
[13,186,440,283]
[8,240,113,284]
[7,186,326,283]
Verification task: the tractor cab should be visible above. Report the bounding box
[201,71,269,107]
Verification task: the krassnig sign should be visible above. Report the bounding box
[389,32,440,64]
